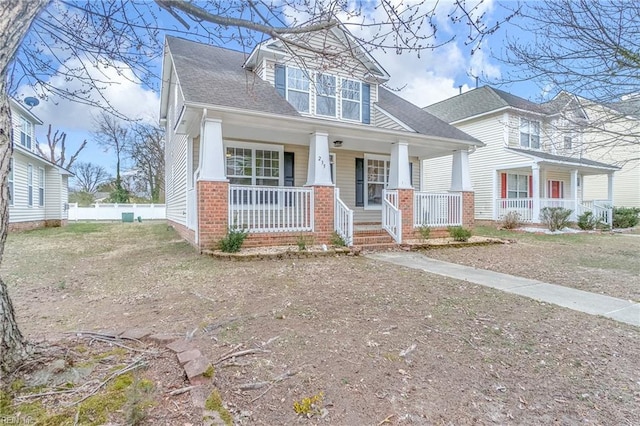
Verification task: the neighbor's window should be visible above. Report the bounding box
[366,156,390,208]
[520,118,540,149]
[8,158,13,206]
[564,136,572,150]
[341,79,361,121]
[27,164,33,207]
[226,144,281,186]
[316,73,336,117]
[507,173,529,198]
[286,67,310,113]
[38,167,45,207]
[20,116,33,149]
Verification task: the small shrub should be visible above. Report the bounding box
[330,231,346,247]
[296,234,313,251]
[502,211,522,230]
[218,226,248,253]
[540,207,572,232]
[447,226,472,242]
[612,207,640,229]
[417,225,431,241]
[577,211,598,230]
[293,392,324,417]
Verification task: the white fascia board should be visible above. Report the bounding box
[14,144,74,176]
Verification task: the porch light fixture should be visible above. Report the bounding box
[333,140,343,147]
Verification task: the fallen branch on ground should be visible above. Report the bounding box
[168,385,200,396]
[214,348,269,365]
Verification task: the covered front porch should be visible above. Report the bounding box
[188,108,478,249]
[493,156,617,227]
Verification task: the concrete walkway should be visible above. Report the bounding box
[367,252,640,327]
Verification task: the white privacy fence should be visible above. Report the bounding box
[68,203,166,221]
[414,192,463,227]
[228,185,314,233]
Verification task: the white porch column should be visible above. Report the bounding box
[306,132,333,186]
[532,164,541,223]
[198,117,227,181]
[607,173,614,204]
[571,169,579,221]
[450,149,473,192]
[388,142,412,189]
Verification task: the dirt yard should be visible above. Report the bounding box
[1,223,639,424]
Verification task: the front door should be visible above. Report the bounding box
[548,180,563,199]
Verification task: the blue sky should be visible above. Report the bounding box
[13,0,539,183]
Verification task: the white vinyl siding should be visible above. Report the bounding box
[27,164,33,207]
[373,108,407,131]
[165,133,188,225]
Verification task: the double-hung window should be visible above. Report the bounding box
[366,155,390,208]
[520,118,540,149]
[226,143,282,186]
[8,159,13,206]
[20,117,32,149]
[286,67,310,113]
[507,174,529,198]
[38,168,45,207]
[341,79,361,121]
[27,164,33,207]
[316,73,336,117]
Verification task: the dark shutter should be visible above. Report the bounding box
[355,158,364,207]
[284,152,294,187]
[409,162,414,188]
[275,64,286,97]
[362,83,370,124]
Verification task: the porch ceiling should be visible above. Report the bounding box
[183,105,474,159]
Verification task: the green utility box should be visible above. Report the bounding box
[122,212,134,223]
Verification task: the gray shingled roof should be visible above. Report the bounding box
[167,36,300,117]
[507,147,618,170]
[377,88,480,143]
[425,86,549,123]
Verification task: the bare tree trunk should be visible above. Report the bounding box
[0,0,48,374]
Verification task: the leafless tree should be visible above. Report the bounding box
[0,0,511,373]
[93,112,131,202]
[499,0,640,159]
[129,124,164,202]
[71,161,111,193]
[36,124,87,170]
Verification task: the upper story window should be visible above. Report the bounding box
[563,136,572,150]
[316,73,336,117]
[341,79,361,121]
[20,116,33,149]
[286,67,310,113]
[520,118,540,149]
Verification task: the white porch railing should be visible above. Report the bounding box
[382,189,402,243]
[578,200,613,227]
[496,198,613,226]
[414,192,462,227]
[495,198,535,222]
[334,188,353,246]
[228,185,313,233]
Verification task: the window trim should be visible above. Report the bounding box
[340,78,362,122]
[20,116,33,150]
[285,66,310,114]
[38,167,45,207]
[315,73,337,118]
[364,154,390,210]
[8,158,13,206]
[506,173,529,199]
[519,118,541,149]
[225,141,284,187]
[27,163,33,207]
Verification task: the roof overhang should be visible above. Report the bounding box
[9,98,43,125]
[14,144,74,176]
[506,148,619,175]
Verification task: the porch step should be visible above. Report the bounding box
[352,229,397,250]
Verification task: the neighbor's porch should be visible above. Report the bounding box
[494,163,615,226]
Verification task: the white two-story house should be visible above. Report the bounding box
[160,24,483,251]
[8,98,72,231]
[423,86,619,226]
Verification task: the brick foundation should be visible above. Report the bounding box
[396,188,415,242]
[462,191,475,229]
[197,180,229,251]
[9,219,66,232]
[243,232,317,248]
[168,220,197,248]
[311,185,335,244]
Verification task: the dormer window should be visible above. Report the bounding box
[520,118,540,149]
[316,73,336,117]
[286,67,310,113]
[20,116,32,149]
[341,79,361,121]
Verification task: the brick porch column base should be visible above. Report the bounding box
[312,185,335,244]
[462,191,475,228]
[198,180,229,251]
[396,188,415,242]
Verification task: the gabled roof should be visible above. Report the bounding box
[9,98,43,125]
[13,144,74,176]
[424,86,548,123]
[165,36,300,117]
[507,147,618,171]
[377,88,481,144]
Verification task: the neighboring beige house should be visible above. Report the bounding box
[423,87,619,225]
[160,25,482,251]
[8,98,73,231]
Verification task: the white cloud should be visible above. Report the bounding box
[17,57,159,133]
